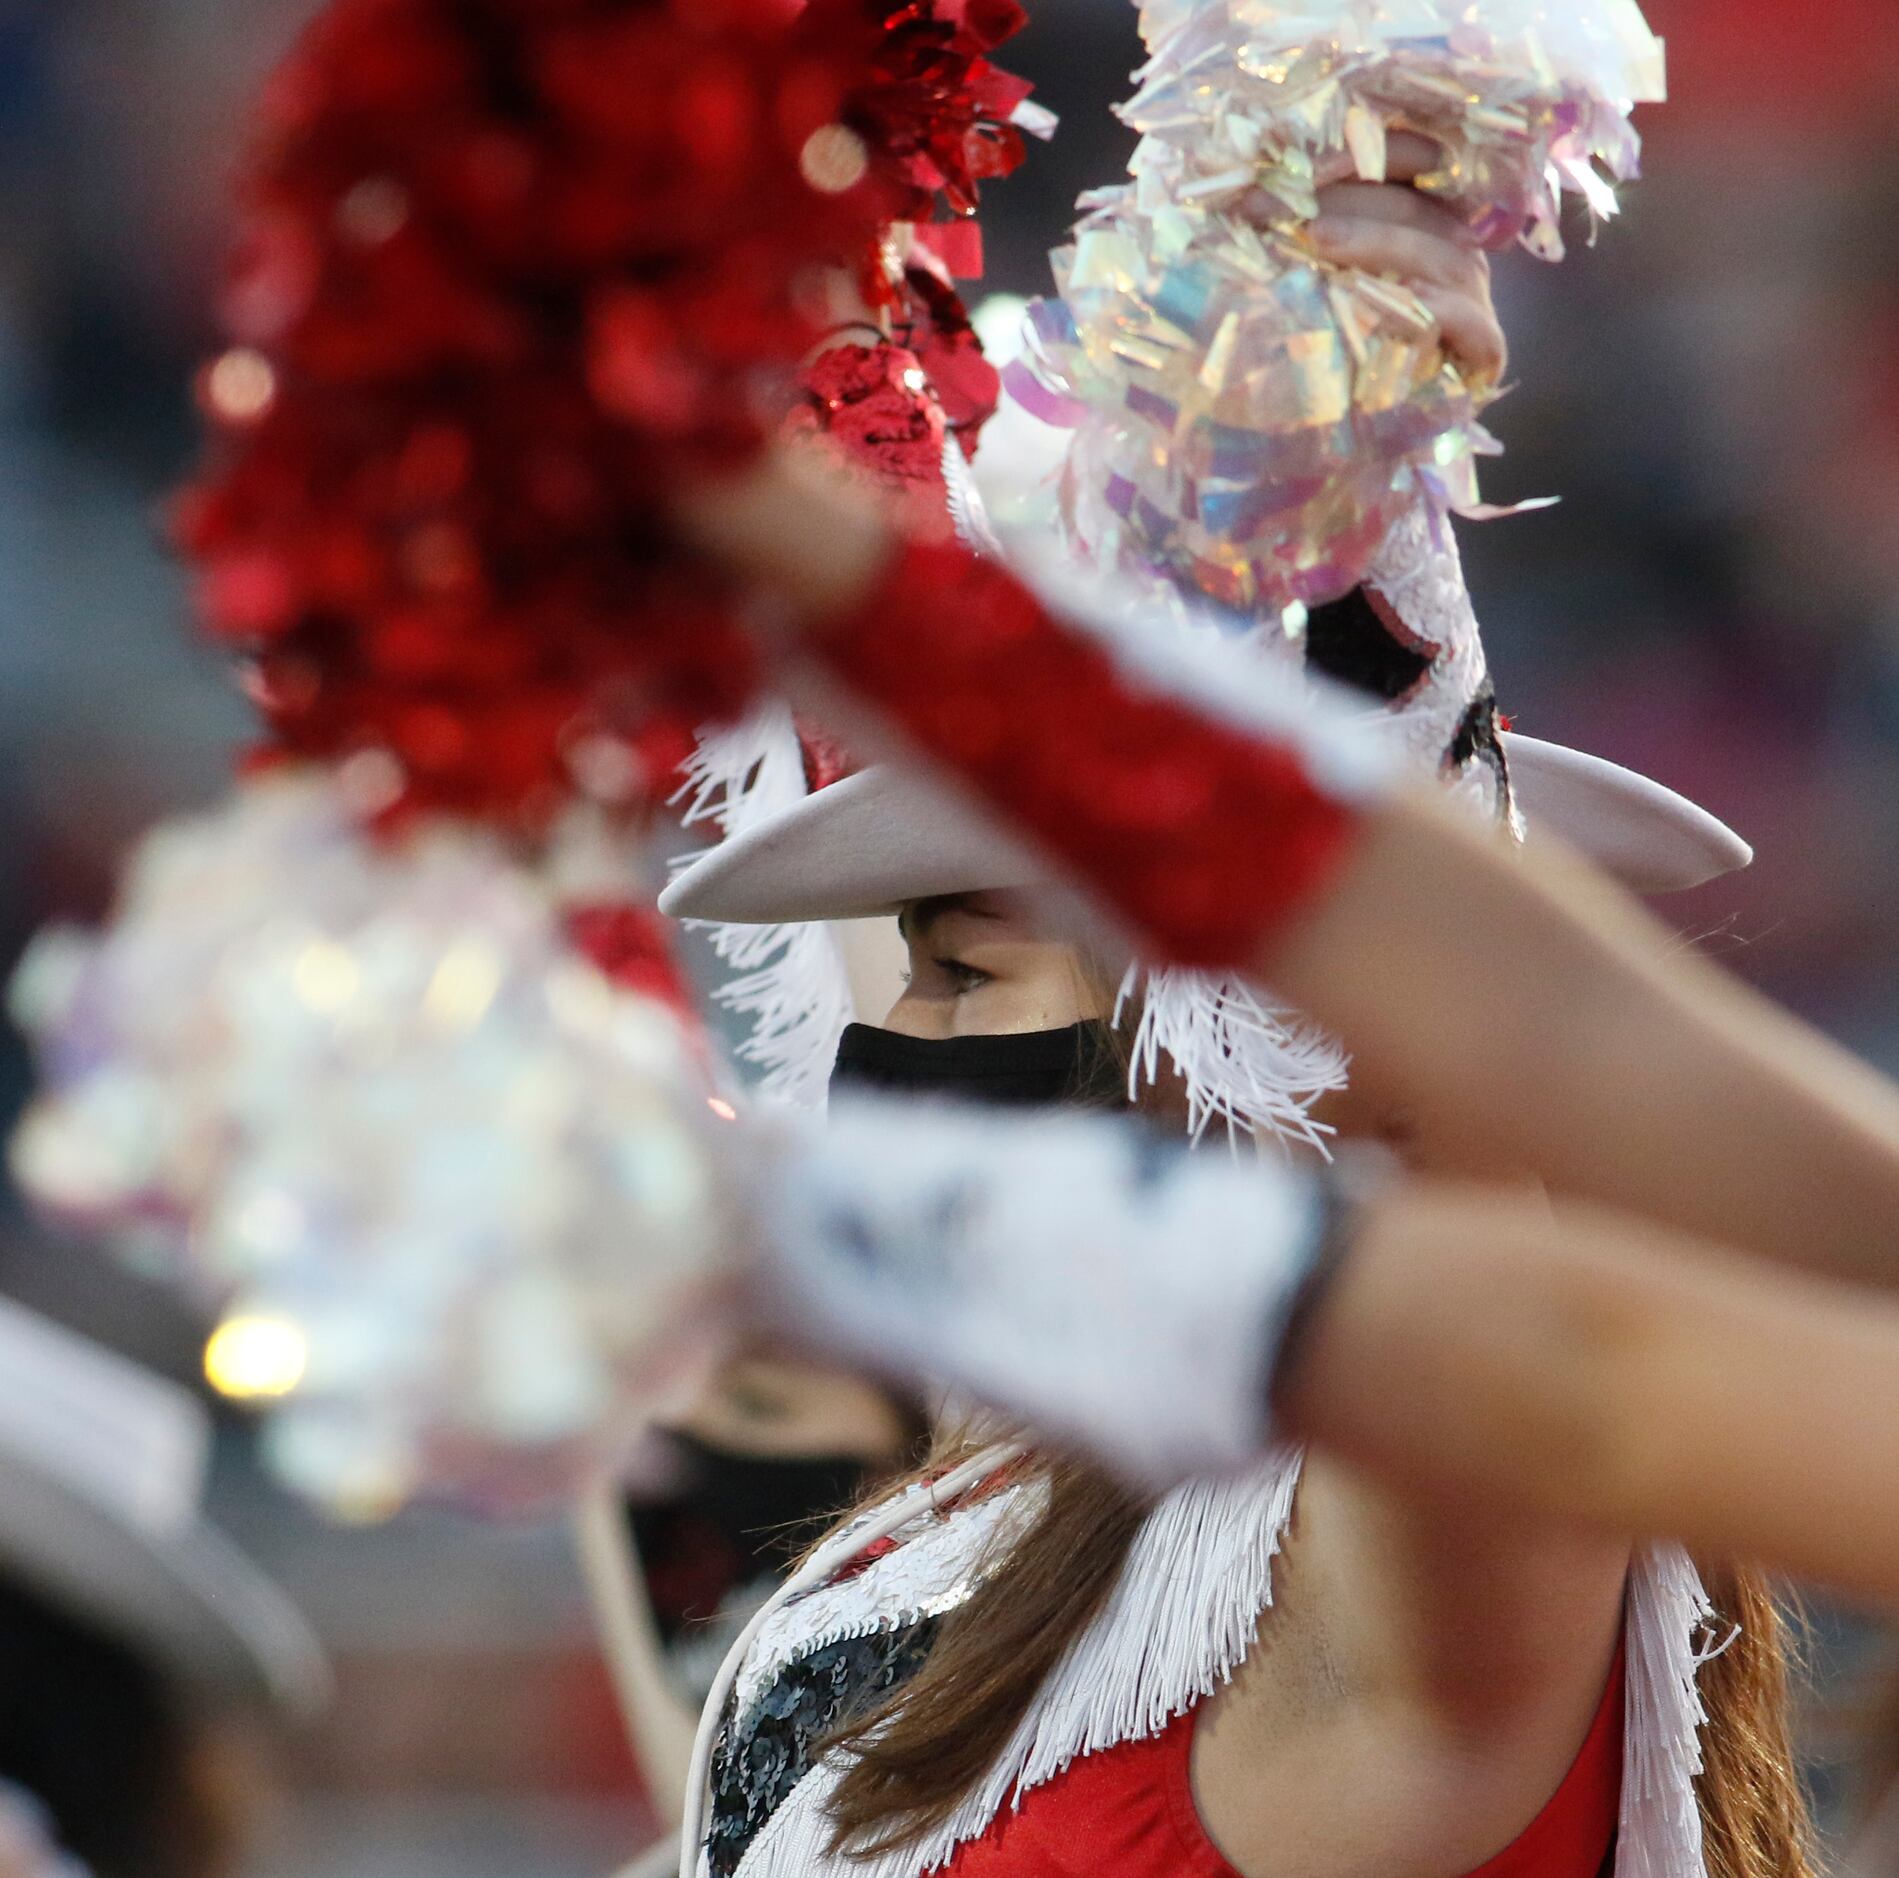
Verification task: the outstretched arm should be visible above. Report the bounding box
[751,1096,1899,1603]
[1281,1173,1899,1605]
[680,449,1899,1297]
[1276,788,1899,1290]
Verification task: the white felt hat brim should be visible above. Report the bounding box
[660,735,1750,926]
[0,1446,332,1717]
[662,766,1047,925]
[1503,733,1752,894]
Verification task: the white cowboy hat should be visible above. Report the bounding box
[665,408,1751,1140]
[660,726,1749,926]
[0,1296,331,1716]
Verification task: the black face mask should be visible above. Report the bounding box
[626,1431,873,1646]
[830,1021,1100,1108]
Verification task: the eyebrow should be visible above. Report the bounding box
[898,894,1001,944]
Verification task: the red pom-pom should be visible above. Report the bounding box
[178,0,888,834]
[176,0,1037,836]
[847,0,1035,223]
[565,902,695,1011]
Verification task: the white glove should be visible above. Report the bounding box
[750,1097,1355,1486]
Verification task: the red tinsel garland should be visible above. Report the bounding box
[845,0,1033,229]
[176,0,1034,834]
[787,341,952,510]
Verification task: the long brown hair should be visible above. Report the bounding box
[821,1444,1815,1878]
[1694,1562,1817,1878]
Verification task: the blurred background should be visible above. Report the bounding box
[0,0,1895,1870]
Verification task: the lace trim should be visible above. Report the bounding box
[708,1618,941,1878]
[734,1479,1037,1728]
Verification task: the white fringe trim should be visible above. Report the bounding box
[979,1451,1303,1795]
[726,1484,1717,1878]
[1120,965,1350,1151]
[672,707,855,1108]
[734,1451,1305,1878]
[1617,1543,1717,1878]
[942,433,1005,560]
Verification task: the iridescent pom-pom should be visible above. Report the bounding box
[1010,0,1664,617]
[8,774,734,1520]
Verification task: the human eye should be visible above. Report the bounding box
[933,956,992,995]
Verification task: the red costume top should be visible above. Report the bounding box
[699,1461,1710,1878]
[945,1644,1627,1878]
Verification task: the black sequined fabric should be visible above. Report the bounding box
[1444,683,1515,816]
[1304,586,1433,701]
[705,1616,942,1878]
[1446,683,1505,774]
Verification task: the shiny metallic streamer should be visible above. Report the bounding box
[1010,0,1664,617]
[7,774,731,1519]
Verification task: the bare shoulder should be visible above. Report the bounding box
[1191,1454,1627,1878]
